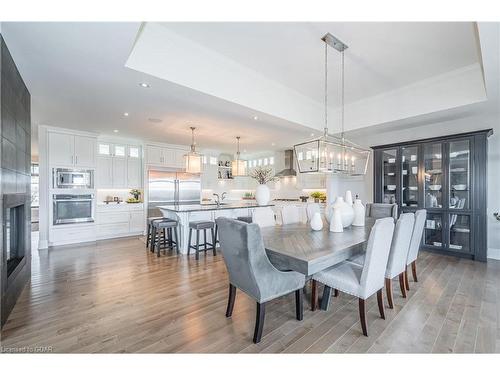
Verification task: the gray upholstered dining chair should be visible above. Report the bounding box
[215,217,306,344]
[313,217,395,336]
[366,203,398,221]
[405,209,427,290]
[349,213,415,308]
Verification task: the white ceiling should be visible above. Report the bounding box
[160,22,480,104]
[1,21,489,158]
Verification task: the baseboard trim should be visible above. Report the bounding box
[488,248,500,260]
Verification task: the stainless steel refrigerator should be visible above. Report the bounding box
[147,170,201,217]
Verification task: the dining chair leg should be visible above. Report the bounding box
[226,284,236,318]
[253,302,266,344]
[211,228,216,256]
[399,272,407,298]
[405,266,410,291]
[195,230,200,260]
[174,227,179,254]
[411,260,418,282]
[311,280,318,311]
[334,289,339,297]
[385,278,394,309]
[377,289,385,319]
[295,289,303,321]
[146,224,151,248]
[187,228,192,256]
[320,285,331,311]
[358,298,368,337]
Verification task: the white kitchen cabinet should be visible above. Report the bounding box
[96,143,143,189]
[129,210,145,232]
[96,156,113,188]
[49,132,74,166]
[112,158,127,187]
[74,135,96,167]
[146,144,186,169]
[127,158,142,188]
[96,204,145,240]
[146,145,164,165]
[48,132,96,168]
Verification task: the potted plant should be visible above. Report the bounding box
[310,191,323,203]
[128,189,141,203]
[249,166,277,206]
[319,192,327,203]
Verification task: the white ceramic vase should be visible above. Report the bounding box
[310,212,323,231]
[345,190,353,206]
[255,184,270,206]
[329,207,343,232]
[333,197,354,228]
[352,199,366,227]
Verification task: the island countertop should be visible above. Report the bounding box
[158,202,274,213]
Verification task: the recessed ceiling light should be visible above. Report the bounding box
[271,142,276,146]
[139,82,150,88]
[113,129,119,133]
[243,149,247,153]
[148,118,162,123]
[253,116,259,120]
[310,133,315,137]
[123,112,129,117]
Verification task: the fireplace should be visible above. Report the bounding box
[3,194,28,278]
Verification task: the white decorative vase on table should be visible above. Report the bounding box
[345,190,353,206]
[255,184,270,206]
[310,212,323,231]
[352,199,366,227]
[333,197,354,228]
[330,207,343,233]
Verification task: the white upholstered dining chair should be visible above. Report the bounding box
[405,209,427,290]
[349,213,415,308]
[313,217,395,336]
[281,205,302,225]
[251,207,276,228]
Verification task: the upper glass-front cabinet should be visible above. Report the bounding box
[448,140,470,210]
[382,149,398,204]
[401,146,419,208]
[424,143,443,209]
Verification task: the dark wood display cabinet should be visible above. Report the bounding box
[372,129,492,261]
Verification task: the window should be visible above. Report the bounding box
[202,155,207,164]
[114,145,126,157]
[129,146,140,158]
[264,158,268,166]
[269,156,275,165]
[31,163,39,207]
[98,143,110,155]
[210,156,218,165]
[258,159,262,166]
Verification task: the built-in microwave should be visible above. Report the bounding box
[53,168,93,189]
[53,194,94,225]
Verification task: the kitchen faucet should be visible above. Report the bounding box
[213,192,227,206]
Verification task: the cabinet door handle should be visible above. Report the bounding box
[75,155,78,165]
[71,155,74,165]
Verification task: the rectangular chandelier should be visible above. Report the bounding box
[294,135,370,176]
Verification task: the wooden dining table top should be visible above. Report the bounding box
[261,218,375,276]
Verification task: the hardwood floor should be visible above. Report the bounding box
[1,236,499,353]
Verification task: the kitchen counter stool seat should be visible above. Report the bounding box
[151,219,179,257]
[147,217,174,249]
[236,216,252,223]
[188,221,216,260]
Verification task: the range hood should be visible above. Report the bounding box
[275,149,297,177]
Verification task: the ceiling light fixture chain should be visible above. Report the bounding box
[190,126,196,151]
[324,41,328,138]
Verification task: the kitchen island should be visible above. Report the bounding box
[158,202,274,254]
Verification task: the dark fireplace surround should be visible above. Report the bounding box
[3,193,28,279]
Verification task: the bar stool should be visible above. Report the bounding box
[151,219,179,257]
[188,221,216,260]
[146,217,171,249]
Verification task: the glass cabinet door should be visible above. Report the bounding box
[424,212,443,248]
[401,146,419,208]
[448,140,470,210]
[382,149,398,205]
[424,143,443,209]
[449,213,471,253]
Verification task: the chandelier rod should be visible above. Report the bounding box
[324,40,328,138]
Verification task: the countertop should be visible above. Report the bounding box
[158,202,274,212]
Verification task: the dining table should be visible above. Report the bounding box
[260,217,376,310]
